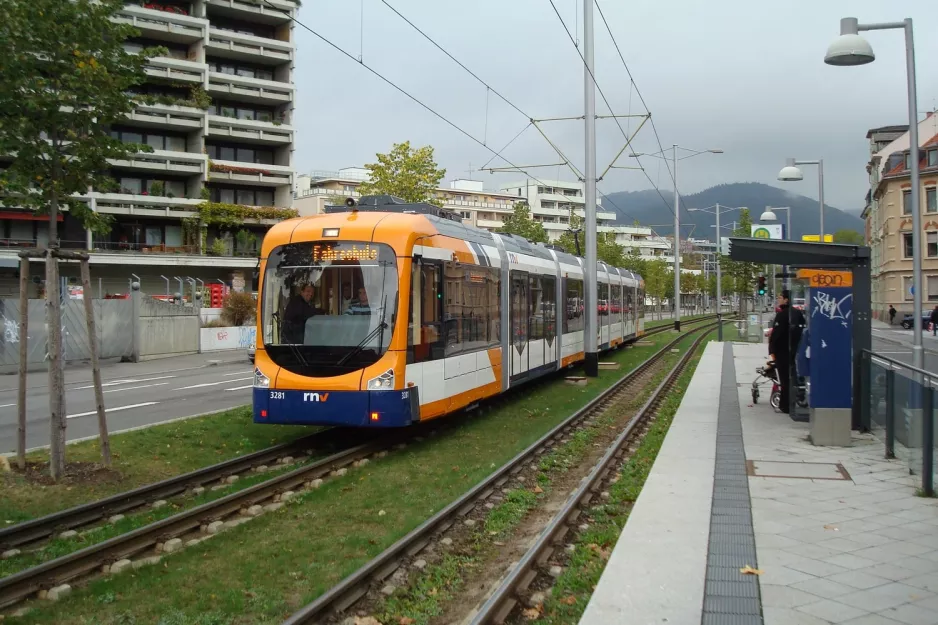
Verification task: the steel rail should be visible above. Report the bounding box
[281,321,721,625]
[0,436,405,610]
[0,428,348,552]
[469,325,716,625]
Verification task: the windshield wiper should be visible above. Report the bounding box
[337,317,388,367]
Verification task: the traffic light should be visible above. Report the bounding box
[757,276,766,296]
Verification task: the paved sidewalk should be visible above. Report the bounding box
[579,341,938,625]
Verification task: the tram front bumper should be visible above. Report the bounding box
[253,387,419,427]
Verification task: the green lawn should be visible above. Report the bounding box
[14,331,683,625]
[1,406,319,524]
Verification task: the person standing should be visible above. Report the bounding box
[888,304,896,325]
[930,306,938,337]
[769,290,806,414]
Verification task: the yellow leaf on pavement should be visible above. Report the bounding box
[739,565,763,575]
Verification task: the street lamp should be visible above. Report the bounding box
[825,16,923,371]
[630,147,723,331]
[777,159,826,239]
[760,207,792,289]
[689,204,746,341]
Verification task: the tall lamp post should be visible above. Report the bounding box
[630,147,722,331]
[759,207,792,289]
[778,159,826,239]
[825,16,922,370]
[689,204,747,340]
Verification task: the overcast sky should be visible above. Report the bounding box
[292,1,938,211]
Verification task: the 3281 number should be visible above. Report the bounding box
[269,391,285,400]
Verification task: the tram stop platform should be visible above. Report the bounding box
[578,341,938,625]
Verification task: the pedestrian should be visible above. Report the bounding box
[930,306,938,336]
[769,290,805,414]
[888,304,896,325]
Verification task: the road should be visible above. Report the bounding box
[871,324,938,372]
[0,353,254,453]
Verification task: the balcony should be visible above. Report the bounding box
[443,199,517,213]
[125,102,205,130]
[111,150,207,177]
[205,0,297,25]
[206,28,294,65]
[90,193,203,219]
[206,115,293,145]
[145,57,206,83]
[209,160,292,186]
[207,71,292,105]
[116,5,207,43]
[476,219,505,229]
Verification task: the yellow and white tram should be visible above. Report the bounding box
[252,195,646,427]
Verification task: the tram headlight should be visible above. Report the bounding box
[367,368,395,390]
[254,368,270,388]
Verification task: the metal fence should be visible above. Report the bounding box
[861,349,937,496]
[0,298,134,373]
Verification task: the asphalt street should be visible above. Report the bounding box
[0,353,254,452]
[871,324,938,372]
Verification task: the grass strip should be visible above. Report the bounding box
[530,330,715,625]
[14,332,681,625]
[1,406,319,524]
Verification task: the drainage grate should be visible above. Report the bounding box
[701,343,763,625]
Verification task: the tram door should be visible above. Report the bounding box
[510,272,528,378]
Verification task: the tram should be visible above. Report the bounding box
[252,195,646,427]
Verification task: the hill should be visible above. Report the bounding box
[602,182,864,241]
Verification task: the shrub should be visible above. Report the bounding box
[221,292,256,326]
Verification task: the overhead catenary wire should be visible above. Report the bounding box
[546,0,675,219]
[378,0,653,225]
[257,0,579,212]
[594,0,696,225]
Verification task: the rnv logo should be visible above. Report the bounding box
[303,392,330,402]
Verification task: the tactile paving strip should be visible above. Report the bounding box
[701,343,763,624]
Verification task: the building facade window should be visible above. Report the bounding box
[927,188,937,214]
[206,142,274,165]
[207,57,274,81]
[209,186,275,206]
[115,176,187,198]
[111,127,187,152]
[927,276,938,302]
[212,101,276,122]
[929,149,938,167]
[904,232,914,258]
[928,232,938,258]
[903,190,912,215]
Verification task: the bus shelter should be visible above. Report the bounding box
[727,238,871,442]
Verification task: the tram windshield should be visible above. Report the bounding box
[262,241,399,375]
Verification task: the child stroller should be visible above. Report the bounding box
[752,362,781,410]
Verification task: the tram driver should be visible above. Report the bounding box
[282,282,325,343]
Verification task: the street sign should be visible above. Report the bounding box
[720,237,730,255]
[751,224,783,239]
[802,234,834,243]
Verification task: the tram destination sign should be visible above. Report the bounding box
[312,242,379,263]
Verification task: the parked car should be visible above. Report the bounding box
[901,310,932,330]
[248,341,255,364]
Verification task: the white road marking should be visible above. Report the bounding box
[0,403,14,409]
[66,402,159,420]
[73,375,176,390]
[176,377,253,391]
[103,382,170,394]
[224,385,254,391]
[221,371,254,377]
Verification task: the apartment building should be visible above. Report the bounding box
[498,179,619,242]
[863,124,910,315]
[867,112,938,318]
[0,0,298,297]
[294,170,525,227]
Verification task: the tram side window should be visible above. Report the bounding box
[610,284,621,324]
[542,275,556,339]
[528,275,544,341]
[563,278,584,333]
[408,261,444,363]
[443,262,500,357]
[599,281,609,325]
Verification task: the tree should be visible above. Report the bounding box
[833,229,864,245]
[499,202,548,243]
[0,0,158,479]
[221,292,257,326]
[357,141,446,206]
[643,259,670,319]
[723,209,759,316]
[554,210,624,266]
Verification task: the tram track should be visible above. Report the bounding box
[0,314,726,615]
[280,320,722,625]
[0,313,720,559]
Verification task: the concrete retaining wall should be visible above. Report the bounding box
[200,325,255,352]
[136,296,200,360]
